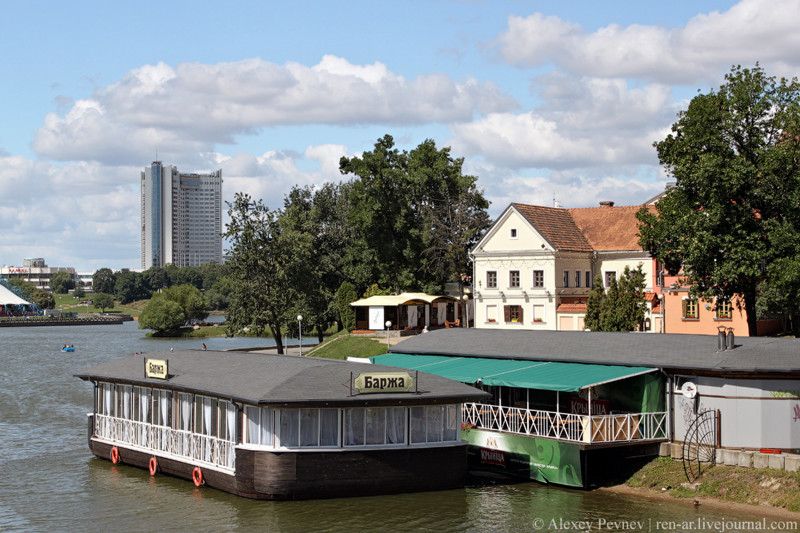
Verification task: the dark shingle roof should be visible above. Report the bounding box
[390,329,800,374]
[75,350,488,406]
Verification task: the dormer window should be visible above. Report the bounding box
[510,228,518,239]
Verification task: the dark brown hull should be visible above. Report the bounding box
[88,424,467,500]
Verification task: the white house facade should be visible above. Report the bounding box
[471,203,661,332]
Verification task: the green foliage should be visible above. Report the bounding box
[171,266,203,289]
[161,284,209,324]
[584,274,605,331]
[73,286,85,299]
[280,183,352,342]
[223,192,311,353]
[138,298,185,335]
[340,135,490,294]
[362,284,392,298]
[585,267,646,332]
[49,271,74,294]
[639,64,800,336]
[114,269,147,304]
[92,293,115,312]
[31,289,55,309]
[142,266,169,292]
[92,268,116,295]
[335,281,358,331]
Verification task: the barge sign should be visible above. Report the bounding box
[355,372,414,393]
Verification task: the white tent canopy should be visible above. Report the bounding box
[349,292,454,307]
[0,283,33,306]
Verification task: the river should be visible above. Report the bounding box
[0,322,795,532]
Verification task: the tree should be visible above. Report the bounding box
[31,289,55,310]
[223,193,311,354]
[340,136,489,296]
[414,140,491,319]
[115,269,147,304]
[139,298,185,335]
[280,184,350,342]
[73,286,85,299]
[50,271,74,294]
[92,268,116,295]
[92,293,115,313]
[362,284,392,298]
[638,65,800,336]
[335,281,358,332]
[173,266,203,289]
[584,275,606,331]
[161,284,209,324]
[758,259,800,336]
[142,266,169,293]
[583,268,646,332]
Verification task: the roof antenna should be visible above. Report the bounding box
[553,194,562,209]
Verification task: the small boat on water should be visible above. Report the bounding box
[61,346,75,352]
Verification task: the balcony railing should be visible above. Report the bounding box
[462,403,667,443]
[94,414,235,471]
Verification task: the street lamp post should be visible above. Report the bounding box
[463,294,469,329]
[385,320,392,350]
[297,315,303,356]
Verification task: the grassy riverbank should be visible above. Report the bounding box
[306,331,389,359]
[610,456,800,514]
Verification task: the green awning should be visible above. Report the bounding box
[371,353,657,392]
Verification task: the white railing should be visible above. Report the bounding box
[462,403,667,444]
[94,414,235,471]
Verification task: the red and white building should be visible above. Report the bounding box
[470,201,751,335]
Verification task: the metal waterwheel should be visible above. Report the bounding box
[682,409,718,482]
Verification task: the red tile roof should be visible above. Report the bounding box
[512,203,593,252]
[556,303,587,313]
[568,205,655,251]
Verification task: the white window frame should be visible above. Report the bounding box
[532,304,546,324]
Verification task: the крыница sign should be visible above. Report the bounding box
[354,372,414,394]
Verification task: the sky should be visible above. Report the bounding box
[2,0,800,272]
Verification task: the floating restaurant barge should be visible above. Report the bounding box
[75,350,488,500]
[373,329,800,488]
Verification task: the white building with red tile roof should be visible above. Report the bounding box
[470,201,663,332]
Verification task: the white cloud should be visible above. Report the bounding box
[0,157,142,269]
[305,144,348,177]
[32,56,517,165]
[492,0,800,84]
[450,74,672,171]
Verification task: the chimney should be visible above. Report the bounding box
[717,327,735,351]
[599,201,614,207]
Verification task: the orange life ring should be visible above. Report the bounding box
[110,446,120,464]
[149,457,158,476]
[192,466,203,487]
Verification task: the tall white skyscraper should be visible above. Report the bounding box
[141,161,223,269]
